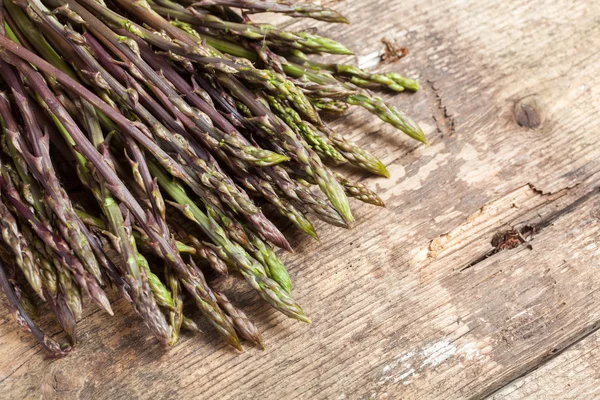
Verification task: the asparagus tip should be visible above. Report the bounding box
[375,163,391,179]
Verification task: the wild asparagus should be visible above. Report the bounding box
[190,0,349,23]
[0,0,425,355]
[153,2,352,55]
[0,259,71,357]
[0,35,241,349]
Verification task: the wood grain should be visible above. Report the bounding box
[491,330,600,399]
[1,0,600,399]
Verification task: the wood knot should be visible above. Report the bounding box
[514,97,542,129]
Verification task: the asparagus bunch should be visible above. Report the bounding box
[0,0,424,355]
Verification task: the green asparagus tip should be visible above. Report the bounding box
[407,81,420,92]
[374,163,391,178]
[305,225,320,241]
[388,84,407,93]
[176,241,197,255]
[335,47,354,56]
[336,203,354,226]
[281,281,293,296]
[326,182,354,226]
[295,216,319,240]
[408,126,428,145]
[387,73,420,92]
[259,152,291,166]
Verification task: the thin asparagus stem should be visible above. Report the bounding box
[335,173,385,207]
[246,230,293,295]
[215,291,263,348]
[165,265,183,345]
[190,0,349,23]
[0,259,71,357]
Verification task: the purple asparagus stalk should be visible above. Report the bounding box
[191,0,349,23]
[0,259,71,357]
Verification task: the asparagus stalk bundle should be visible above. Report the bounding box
[0,0,424,356]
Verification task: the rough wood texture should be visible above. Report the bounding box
[491,330,600,399]
[1,0,600,399]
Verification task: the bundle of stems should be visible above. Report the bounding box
[0,0,423,355]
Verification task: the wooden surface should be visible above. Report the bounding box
[2,0,600,398]
[492,330,600,399]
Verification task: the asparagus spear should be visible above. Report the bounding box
[188,236,231,276]
[75,208,195,257]
[165,265,183,345]
[215,291,263,348]
[0,259,71,357]
[321,124,390,178]
[190,0,349,23]
[334,173,385,207]
[167,219,232,276]
[246,230,293,295]
[287,51,419,92]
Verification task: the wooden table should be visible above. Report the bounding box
[1,0,600,398]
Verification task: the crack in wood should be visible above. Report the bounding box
[459,228,533,272]
[460,187,600,272]
[427,80,456,137]
[485,319,600,400]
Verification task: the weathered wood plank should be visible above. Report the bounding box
[490,330,600,400]
[1,0,600,399]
